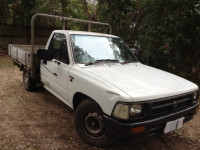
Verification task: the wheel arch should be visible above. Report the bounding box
[73,92,99,110]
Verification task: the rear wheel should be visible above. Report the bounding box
[23,69,36,91]
[74,99,113,147]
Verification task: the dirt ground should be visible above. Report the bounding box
[0,56,200,150]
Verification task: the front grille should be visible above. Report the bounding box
[151,94,193,117]
[129,93,195,121]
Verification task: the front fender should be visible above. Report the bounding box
[68,65,132,115]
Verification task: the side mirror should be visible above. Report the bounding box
[37,49,53,61]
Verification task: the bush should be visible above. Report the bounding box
[138,0,200,84]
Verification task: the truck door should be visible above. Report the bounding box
[41,33,71,103]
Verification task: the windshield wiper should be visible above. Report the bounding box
[85,59,119,66]
[121,58,138,64]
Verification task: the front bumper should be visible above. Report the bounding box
[104,103,199,139]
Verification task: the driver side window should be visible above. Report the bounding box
[48,33,69,64]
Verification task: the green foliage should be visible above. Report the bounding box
[0,0,39,26]
[138,0,200,83]
[98,0,138,45]
[0,0,14,25]
[0,0,200,83]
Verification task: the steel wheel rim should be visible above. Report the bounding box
[82,112,106,139]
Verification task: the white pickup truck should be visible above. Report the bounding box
[9,14,199,147]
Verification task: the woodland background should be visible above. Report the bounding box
[0,0,200,84]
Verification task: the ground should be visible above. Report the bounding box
[0,56,200,150]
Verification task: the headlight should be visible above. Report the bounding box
[130,104,142,116]
[112,103,143,120]
[112,104,129,120]
[193,91,198,100]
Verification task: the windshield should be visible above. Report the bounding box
[71,35,138,65]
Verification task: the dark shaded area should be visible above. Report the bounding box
[0,0,199,84]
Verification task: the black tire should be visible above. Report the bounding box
[74,99,113,148]
[23,69,37,91]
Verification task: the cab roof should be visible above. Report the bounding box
[54,30,119,38]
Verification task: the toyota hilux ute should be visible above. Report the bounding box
[8,13,199,147]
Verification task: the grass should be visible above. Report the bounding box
[0,56,15,69]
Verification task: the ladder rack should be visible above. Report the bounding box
[30,13,112,78]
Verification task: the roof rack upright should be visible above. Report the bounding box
[30,13,112,78]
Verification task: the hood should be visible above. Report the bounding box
[84,63,198,102]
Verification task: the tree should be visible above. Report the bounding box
[138,0,200,83]
[0,0,40,26]
[97,0,138,45]
[0,0,199,84]
[82,0,98,30]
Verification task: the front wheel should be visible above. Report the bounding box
[74,99,113,147]
[23,69,36,91]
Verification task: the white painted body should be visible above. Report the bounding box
[40,30,198,116]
